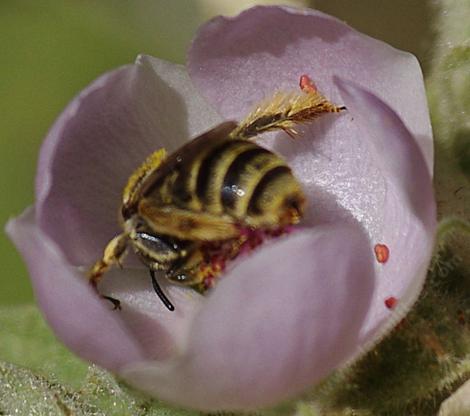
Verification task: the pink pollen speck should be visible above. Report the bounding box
[385,296,398,309]
[374,243,390,263]
[299,74,317,93]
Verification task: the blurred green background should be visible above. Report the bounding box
[0,0,432,304]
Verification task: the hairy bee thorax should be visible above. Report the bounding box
[88,75,345,310]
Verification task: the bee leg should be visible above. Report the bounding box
[139,200,240,241]
[149,269,175,311]
[88,233,129,309]
[229,81,345,140]
[101,295,122,310]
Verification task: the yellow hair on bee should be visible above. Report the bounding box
[231,89,345,140]
[123,148,167,208]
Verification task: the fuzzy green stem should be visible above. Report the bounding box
[437,217,470,243]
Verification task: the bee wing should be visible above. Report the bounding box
[138,198,240,241]
[141,121,239,191]
[122,122,238,218]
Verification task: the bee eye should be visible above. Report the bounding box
[136,232,179,254]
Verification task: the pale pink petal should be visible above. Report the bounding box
[335,78,436,348]
[8,207,204,366]
[188,4,436,351]
[36,55,220,266]
[122,224,375,410]
[98,267,203,360]
[188,6,432,169]
[5,208,145,370]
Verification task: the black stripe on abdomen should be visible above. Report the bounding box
[220,148,271,210]
[195,140,245,202]
[248,166,292,215]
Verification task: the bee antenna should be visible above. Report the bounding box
[149,269,175,311]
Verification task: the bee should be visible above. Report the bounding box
[88,75,345,311]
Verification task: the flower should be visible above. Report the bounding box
[6,6,436,411]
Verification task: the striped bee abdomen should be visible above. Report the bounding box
[145,131,305,231]
[246,164,305,227]
[178,137,305,228]
[195,139,256,213]
[220,147,287,217]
